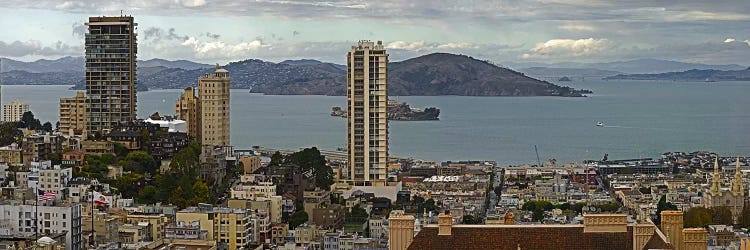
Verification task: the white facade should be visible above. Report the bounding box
[144,118,187,133]
[0,203,83,250]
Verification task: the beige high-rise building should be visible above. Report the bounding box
[176,206,251,250]
[60,91,87,136]
[85,16,137,133]
[2,99,29,122]
[346,40,388,186]
[198,65,231,146]
[175,86,201,139]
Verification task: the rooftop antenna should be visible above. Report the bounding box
[120,10,123,16]
[534,145,541,167]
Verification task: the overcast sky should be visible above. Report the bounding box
[1,0,749,65]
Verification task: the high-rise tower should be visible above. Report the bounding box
[85,16,137,134]
[346,40,388,186]
[198,65,231,146]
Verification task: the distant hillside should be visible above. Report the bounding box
[139,58,212,70]
[518,67,622,77]
[507,59,747,74]
[604,67,750,81]
[252,53,590,97]
[1,56,83,73]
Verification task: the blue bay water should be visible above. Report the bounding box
[3,80,749,165]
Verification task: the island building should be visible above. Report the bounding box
[346,40,389,186]
[2,99,29,122]
[85,15,137,134]
[702,157,746,223]
[174,65,230,147]
[59,91,87,137]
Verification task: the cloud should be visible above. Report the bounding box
[180,37,267,59]
[522,38,612,59]
[724,38,736,43]
[71,22,87,38]
[204,32,221,39]
[558,24,595,32]
[178,0,206,7]
[386,41,430,51]
[142,27,189,42]
[0,40,81,57]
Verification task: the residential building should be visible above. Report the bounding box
[175,86,200,140]
[85,16,137,133]
[165,220,208,240]
[81,140,114,156]
[126,213,169,241]
[59,91,87,137]
[198,65,231,146]
[0,201,83,250]
[0,144,23,165]
[2,99,29,122]
[175,205,251,250]
[22,133,63,164]
[346,40,388,186]
[304,189,331,224]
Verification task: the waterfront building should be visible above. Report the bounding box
[346,40,388,186]
[59,91,87,137]
[198,65,231,146]
[2,99,29,122]
[85,16,137,133]
[175,86,200,139]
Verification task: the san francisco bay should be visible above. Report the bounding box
[4,80,749,165]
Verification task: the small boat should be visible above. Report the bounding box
[596,122,604,127]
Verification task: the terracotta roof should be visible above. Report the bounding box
[408,225,639,250]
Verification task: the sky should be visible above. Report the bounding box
[0,0,749,65]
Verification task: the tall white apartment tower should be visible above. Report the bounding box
[346,40,388,186]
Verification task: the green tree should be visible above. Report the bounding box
[113,143,129,158]
[532,209,545,221]
[424,198,438,212]
[47,152,62,165]
[289,210,309,229]
[286,147,333,190]
[654,195,678,226]
[463,215,481,224]
[41,122,52,132]
[168,186,192,209]
[137,185,158,204]
[684,207,712,227]
[0,122,21,146]
[125,151,158,175]
[710,206,733,225]
[191,180,211,204]
[346,205,369,223]
[269,151,283,167]
[19,111,42,130]
[111,173,142,198]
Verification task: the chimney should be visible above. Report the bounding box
[388,210,415,250]
[632,223,655,250]
[660,210,683,250]
[682,228,707,250]
[503,212,515,225]
[438,211,452,236]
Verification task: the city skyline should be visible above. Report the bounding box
[0,1,749,65]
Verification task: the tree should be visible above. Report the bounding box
[289,211,309,229]
[137,185,158,205]
[125,151,158,176]
[169,186,190,209]
[41,122,52,132]
[654,195,678,226]
[346,205,369,223]
[191,180,211,204]
[424,198,438,212]
[111,173,143,198]
[269,151,283,167]
[47,152,62,165]
[19,111,42,130]
[0,122,21,146]
[684,207,712,227]
[532,209,545,222]
[710,206,733,225]
[463,215,481,224]
[286,147,333,190]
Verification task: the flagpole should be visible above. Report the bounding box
[34,187,38,241]
[91,186,95,247]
